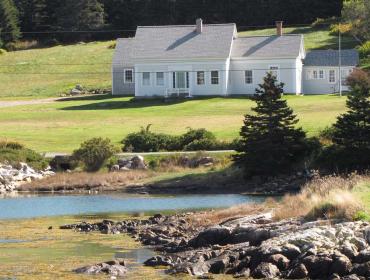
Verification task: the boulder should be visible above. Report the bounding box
[207,254,230,274]
[364,227,370,244]
[144,256,173,267]
[267,254,290,271]
[302,254,333,278]
[286,263,309,279]
[189,227,231,248]
[251,262,280,279]
[350,261,370,277]
[74,260,127,276]
[131,155,146,170]
[330,254,352,276]
[355,250,370,263]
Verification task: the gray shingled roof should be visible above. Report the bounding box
[131,24,236,59]
[231,35,303,58]
[304,50,359,66]
[112,38,135,67]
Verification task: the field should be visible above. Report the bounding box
[0,95,346,153]
[0,25,360,100]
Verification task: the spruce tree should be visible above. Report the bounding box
[332,69,370,157]
[235,73,309,176]
[55,0,104,31]
[0,0,21,47]
[14,0,48,32]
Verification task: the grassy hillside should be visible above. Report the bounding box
[239,26,358,50]
[0,25,360,100]
[0,41,114,100]
[0,95,346,153]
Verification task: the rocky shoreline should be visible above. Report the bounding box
[0,163,55,194]
[61,212,370,279]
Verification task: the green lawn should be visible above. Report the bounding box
[239,26,358,50]
[0,25,361,101]
[0,95,346,153]
[0,41,114,100]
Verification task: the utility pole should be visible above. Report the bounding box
[339,30,342,97]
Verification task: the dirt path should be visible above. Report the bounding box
[0,98,60,108]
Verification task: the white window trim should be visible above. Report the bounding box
[328,69,336,84]
[196,71,205,85]
[124,69,134,84]
[156,72,164,86]
[210,70,220,85]
[268,65,280,81]
[319,69,325,79]
[245,70,253,84]
[142,72,151,86]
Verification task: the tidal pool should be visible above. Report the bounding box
[0,193,266,219]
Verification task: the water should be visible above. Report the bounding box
[0,193,265,220]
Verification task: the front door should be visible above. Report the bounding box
[173,72,189,89]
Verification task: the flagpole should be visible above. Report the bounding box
[339,30,342,97]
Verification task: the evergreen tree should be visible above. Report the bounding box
[14,0,48,32]
[235,73,309,176]
[332,69,370,151]
[55,0,104,31]
[0,0,21,47]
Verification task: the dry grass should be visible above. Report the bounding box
[19,170,154,192]
[189,203,271,227]
[273,173,369,221]
[190,174,370,226]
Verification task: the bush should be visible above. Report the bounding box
[0,48,7,55]
[318,126,336,144]
[122,126,234,152]
[73,137,118,171]
[0,140,48,170]
[358,41,370,59]
[122,126,181,152]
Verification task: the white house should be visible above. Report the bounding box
[112,20,359,97]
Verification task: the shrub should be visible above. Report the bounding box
[73,137,118,171]
[329,23,352,35]
[0,48,7,55]
[358,41,370,59]
[122,125,181,152]
[180,128,216,147]
[318,126,336,144]
[108,42,116,49]
[0,140,48,170]
[311,17,338,27]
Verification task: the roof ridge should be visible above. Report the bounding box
[137,23,235,28]
[237,34,302,39]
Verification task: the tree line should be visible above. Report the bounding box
[1,0,343,48]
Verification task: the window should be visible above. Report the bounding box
[142,72,150,86]
[197,71,205,85]
[341,69,353,86]
[245,70,253,84]
[319,70,324,79]
[156,72,164,86]
[211,71,219,85]
[313,70,318,79]
[124,69,133,83]
[329,70,336,83]
[269,65,279,80]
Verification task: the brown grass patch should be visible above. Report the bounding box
[19,170,154,192]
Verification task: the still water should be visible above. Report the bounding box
[0,193,266,219]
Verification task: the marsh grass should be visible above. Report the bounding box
[19,170,154,192]
[190,174,370,226]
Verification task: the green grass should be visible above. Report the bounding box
[0,95,346,153]
[239,25,359,50]
[0,25,361,100]
[0,41,114,100]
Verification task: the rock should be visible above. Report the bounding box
[131,155,146,170]
[251,262,280,279]
[286,263,309,279]
[350,261,370,277]
[207,254,230,274]
[364,227,370,244]
[267,254,290,270]
[342,274,362,280]
[281,244,301,260]
[330,254,352,276]
[70,88,82,95]
[341,242,359,259]
[75,84,84,91]
[144,256,173,267]
[74,260,127,276]
[189,227,231,248]
[355,250,370,263]
[302,254,333,278]
[110,165,120,172]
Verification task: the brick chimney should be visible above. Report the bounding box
[196,18,203,34]
[276,21,283,36]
